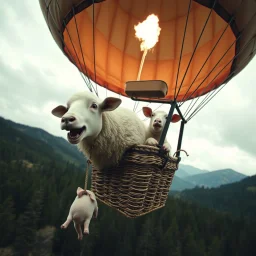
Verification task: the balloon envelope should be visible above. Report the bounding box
[39,0,256,102]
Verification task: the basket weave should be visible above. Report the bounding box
[91,144,179,218]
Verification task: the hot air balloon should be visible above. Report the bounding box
[39,0,256,218]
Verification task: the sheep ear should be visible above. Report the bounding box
[171,114,181,123]
[100,97,121,112]
[142,107,152,117]
[52,105,67,118]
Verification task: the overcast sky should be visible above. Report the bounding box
[0,1,256,176]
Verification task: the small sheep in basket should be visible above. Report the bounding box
[143,107,181,154]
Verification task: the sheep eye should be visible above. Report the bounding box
[91,103,98,109]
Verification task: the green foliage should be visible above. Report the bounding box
[14,189,43,256]
[0,196,16,247]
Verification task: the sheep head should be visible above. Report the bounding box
[143,107,181,135]
[143,107,168,135]
[51,91,121,144]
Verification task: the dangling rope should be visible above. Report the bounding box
[84,159,92,190]
[83,142,95,190]
[173,149,189,158]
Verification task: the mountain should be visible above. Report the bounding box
[174,164,246,190]
[176,164,208,178]
[170,175,195,191]
[176,175,256,220]
[0,116,86,167]
[183,168,247,188]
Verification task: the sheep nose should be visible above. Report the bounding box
[61,116,76,124]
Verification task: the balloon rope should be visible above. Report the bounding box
[84,160,91,190]
[178,0,247,105]
[137,49,148,81]
[187,47,256,121]
[185,32,256,119]
[44,0,95,93]
[175,0,217,99]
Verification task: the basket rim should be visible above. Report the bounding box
[124,144,179,161]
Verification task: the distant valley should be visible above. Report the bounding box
[171,164,247,191]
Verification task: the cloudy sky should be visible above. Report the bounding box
[0,1,256,176]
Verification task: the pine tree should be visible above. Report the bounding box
[207,236,221,256]
[159,217,181,256]
[136,217,156,256]
[115,220,136,256]
[14,189,43,256]
[0,196,16,247]
[182,227,200,256]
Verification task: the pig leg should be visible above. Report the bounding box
[83,218,91,235]
[93,206,98,218]
[61,213,72,229]
[74,223,83,240]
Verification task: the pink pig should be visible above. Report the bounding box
[61,187,98,240]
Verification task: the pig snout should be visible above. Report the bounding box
[153,118,163,128]
[154,118,162,124]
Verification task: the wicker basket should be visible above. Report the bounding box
[91,145,179,218]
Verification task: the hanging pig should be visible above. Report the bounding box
[61,187,98,240]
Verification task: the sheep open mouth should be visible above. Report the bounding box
[67,126,86,144]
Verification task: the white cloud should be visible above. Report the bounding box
[0,0,255,176]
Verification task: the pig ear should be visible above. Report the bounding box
[143,107,152,117]
[51,105,68,118]
[76,187,84,195]
[100,97,121,112]
[86,190,96,202]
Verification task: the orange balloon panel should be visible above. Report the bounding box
[63,0,235,102]
[39,0,256,102]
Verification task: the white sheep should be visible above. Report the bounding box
[51,91,146,170]
[143,107,172,154]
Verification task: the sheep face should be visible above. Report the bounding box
[143,107,167,135]
[51,91,121,144]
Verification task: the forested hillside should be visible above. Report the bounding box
[0,116,86,167]
[175,175,256,220]
[1,117,256,256]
